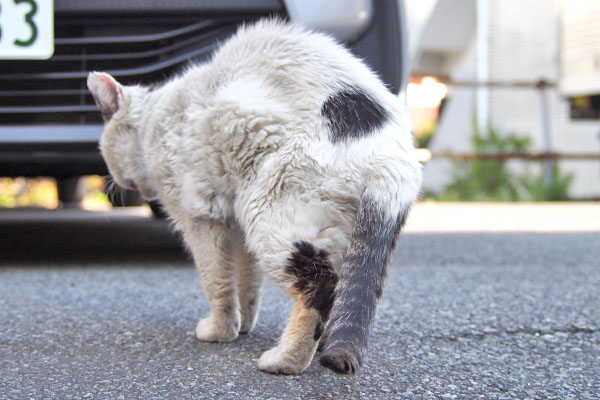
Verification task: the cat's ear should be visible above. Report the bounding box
[87,72,125,120]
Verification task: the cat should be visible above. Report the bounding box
[87,19,421,375]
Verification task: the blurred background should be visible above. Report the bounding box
[407,0,600,202]
[1,0,599,210]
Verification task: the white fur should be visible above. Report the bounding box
[89,19,422,374]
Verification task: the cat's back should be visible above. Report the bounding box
[214,19,346,66]
[206,19,385,101]
[185,19,417,180]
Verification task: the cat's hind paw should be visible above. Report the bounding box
[239,317,257,335]
[257,346,308,375]
[195,316,239,343]
[239,303,259,334]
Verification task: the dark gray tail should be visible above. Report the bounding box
[320,195,408,374]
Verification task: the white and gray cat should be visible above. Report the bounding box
[87,19,421,375]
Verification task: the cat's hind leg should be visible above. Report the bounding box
[183,218,241,343]
[237,244,263,334]
[256,242,338,374]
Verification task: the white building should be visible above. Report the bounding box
[408,0,600,199]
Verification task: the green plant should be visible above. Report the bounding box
[522,164,574,201]
[416,121,437,148]
[438,129,530,201]
[435,128,573,202]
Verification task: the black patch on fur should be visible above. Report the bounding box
[285,241,338,322]
[320,198,410,374]
[321,86,389,143]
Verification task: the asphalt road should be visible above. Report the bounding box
[1,204,599,399]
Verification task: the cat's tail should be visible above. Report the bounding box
[319,182,414,374]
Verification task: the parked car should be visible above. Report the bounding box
[0,0,408,209]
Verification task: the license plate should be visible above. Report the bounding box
[0,0,53,59]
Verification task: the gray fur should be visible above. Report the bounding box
[320,196,409,374]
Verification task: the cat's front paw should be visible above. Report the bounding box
[195,316,239,343]
[257,346,307,375]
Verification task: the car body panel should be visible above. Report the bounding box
[0,0,408,178]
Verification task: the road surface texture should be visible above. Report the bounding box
[1,202,599,399]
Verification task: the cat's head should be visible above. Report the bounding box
[87,72,158,200]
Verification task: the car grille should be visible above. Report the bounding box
[0,14,258,125]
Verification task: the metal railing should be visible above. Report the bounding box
[414,77,600,184]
